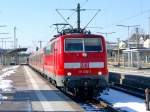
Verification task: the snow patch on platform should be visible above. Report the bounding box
[0,66,19,104]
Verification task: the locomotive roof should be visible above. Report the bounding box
[50,28,104,41]
[50,33,104,42]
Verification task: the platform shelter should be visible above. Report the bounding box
[2,48,28,65]
[123,48,150,69]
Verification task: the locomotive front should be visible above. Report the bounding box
[62,33,108,97]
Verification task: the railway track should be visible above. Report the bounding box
[60,88,120,111]
[34,68,120,112]
[58,84,121,111]
[85,98,121,112]
[109,82,145,99]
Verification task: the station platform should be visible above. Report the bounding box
[108,65,150,89]
[0,65,84,112]
[109,65,150,76]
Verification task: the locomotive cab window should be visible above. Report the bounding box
[65,38,102,52]
[84,38,102,52]
[65,39,83,51]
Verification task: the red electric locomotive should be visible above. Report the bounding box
[29,29,108,97]
[29,3,108,97]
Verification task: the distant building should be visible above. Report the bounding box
[128,34,150,48]
[143,39,150,48]
[119,41,126,49]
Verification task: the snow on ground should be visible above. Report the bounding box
[99,89,148,112]
[1,66,19,72]
[0,66,19,104]
[0,80,13,92]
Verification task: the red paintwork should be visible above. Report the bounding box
[29,33,108,79]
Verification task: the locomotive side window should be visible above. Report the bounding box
[84,38,102,52]
[51,43,55,53]
[44,42,55,54]
[65,39,83,51]
[45,45,51,54]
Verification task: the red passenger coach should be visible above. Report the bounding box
[29,49,44,73]
[29,29,108,97]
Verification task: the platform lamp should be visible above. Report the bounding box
[0,32,9,65]
[117,38,120,66]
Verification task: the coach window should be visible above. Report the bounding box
[51,43,55,53]
[45,45,51,54]
[84,38,102,52]
[65,39,83,52]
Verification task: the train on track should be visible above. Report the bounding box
[28,3,108,97]
[28,28,108,97]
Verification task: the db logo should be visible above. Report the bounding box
[80,63,89,68]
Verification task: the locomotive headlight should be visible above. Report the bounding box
[84,81,88,85]
[67,72,72,76]
[82,52,87,57]
[98,71,102,75]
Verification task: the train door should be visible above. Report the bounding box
[50,42,55,74]
[54,41,58,75]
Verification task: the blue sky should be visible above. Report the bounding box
[0,0,150,50]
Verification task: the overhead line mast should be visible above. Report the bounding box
[55,3,100,33]
[77,3,80,30]
[76,3,101,31]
